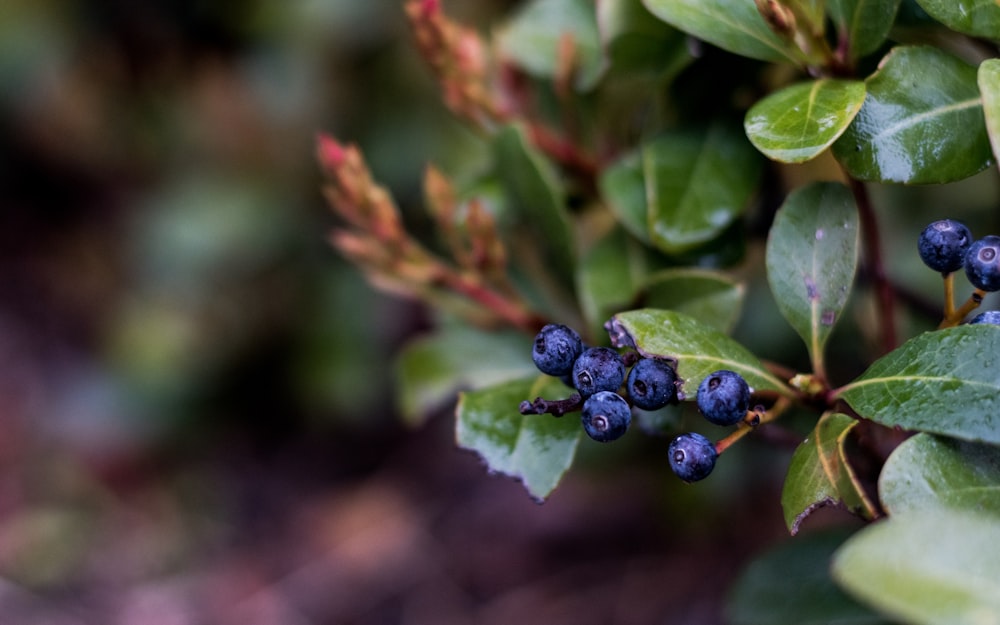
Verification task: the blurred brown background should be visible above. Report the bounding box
[0,2,804,623]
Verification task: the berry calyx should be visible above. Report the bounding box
[580,391,631,442]
[969,310,1000,325]
[572,346,625,398]
[964,236,1000,292]
[696,370,751,426]
[918,219,972,273]
[626,357,679,411]
[532,324,583,376]
[668,432,718,482]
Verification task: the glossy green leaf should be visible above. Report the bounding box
[833,509,1000,625]
[745,80,866,163]
[979,59,1000,172]
[835,325,1000,444]
[492,124,577,317]
[781,413,876,535]
[879,433,1000,517]
[396,327,536,427]
[913,0,1000,39]
[456,376,581,501]
[643,123,763,254]
[598,0,692,79]
[599,151,651,244]
[765,182,858,374]
[606,308,793,397]
[827,0,902,61]
[727,529,891,625]
[833,46,991,184]
[498,0,605,90]
[642,0,802,64]
[576,226,655,339]
[639,268,745,333]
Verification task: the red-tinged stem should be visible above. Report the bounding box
[849,177,897,354]
[714,424,753,455]
[527,122,598,181]
[714,396,792,455]
[436,265,546,333]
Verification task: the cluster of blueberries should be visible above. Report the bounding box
[918,219,1000,324]
[528,323,754,482]
[516,218,996,486]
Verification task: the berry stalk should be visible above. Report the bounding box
[714,396,792,455]
[519,394,583,417]
[939,289,985,328]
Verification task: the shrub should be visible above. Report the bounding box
[318,2,1000,623]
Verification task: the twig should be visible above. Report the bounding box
[849,177,897,354]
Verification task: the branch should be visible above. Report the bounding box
[849,177,897,354]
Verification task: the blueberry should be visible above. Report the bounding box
[532,324,583,376]
[572,347,625,397]
[918,219,972,273]
[580,391,631,442]
[970,310,1000,325]
[696,370,750,426]
[668,432,718,482]
[965,236,1000,292]
[626,358,679,411]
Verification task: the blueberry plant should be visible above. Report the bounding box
[317,1,1000,623]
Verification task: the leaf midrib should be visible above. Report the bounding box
[838,373,1000,396]
[868,97,982,144]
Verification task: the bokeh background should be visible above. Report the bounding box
[3,1,998,624]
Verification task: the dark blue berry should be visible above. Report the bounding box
[669,432,718,482]
[626,358,679,410]
[918,219,972,273]
[581,391,631,442]
[572,347,625,397]
[970,310,1000,325]
[532,324,583,376]
[696,370,750,426]
[965,236,1000,292]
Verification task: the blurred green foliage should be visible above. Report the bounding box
[0,0,517,445]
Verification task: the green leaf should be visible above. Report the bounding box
[879,433,1000,517]
[978,59,1000,173]
[492,124,578,319]
[781,413,876,535]
[599,150,651,244]
[832,509,1000,625]
[832,46,991,184]
[727,529,891,625]
[497,0,605,91]
[795,0,826,35]
[456,376,581,501]
[576,226,655,339]
[643,122,763,254]
[835,325,1000,444]
[913,0,1000,39]
[639,268,745,333]
[395,326,536,427]
[598,0,693,79]
[606,308,793,397]
[765,182,858,375]
[642,0,802,64]
[827,0,902,61]
[745,80,866,163]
